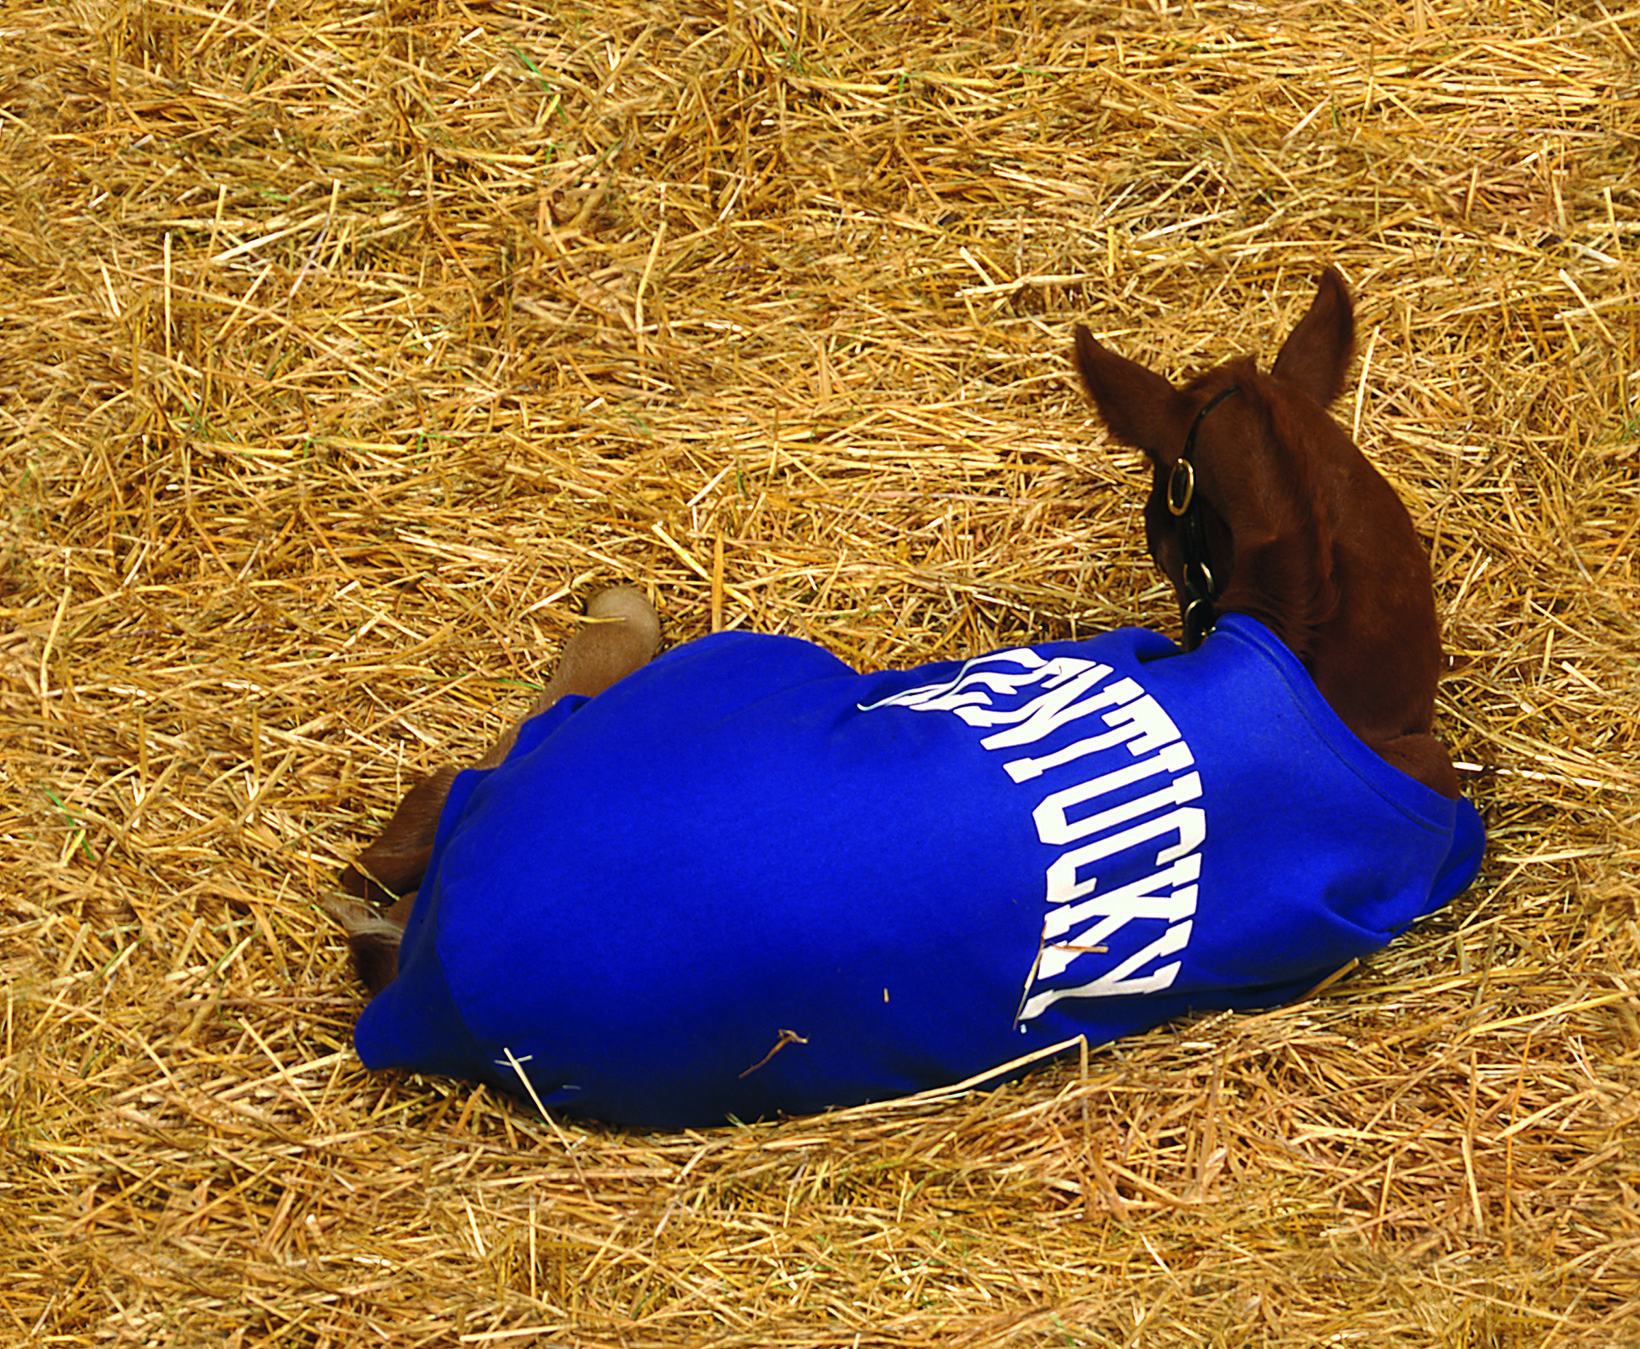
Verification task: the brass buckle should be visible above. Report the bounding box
[1167,459,1194,516]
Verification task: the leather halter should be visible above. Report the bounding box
[1166,383,1242,652]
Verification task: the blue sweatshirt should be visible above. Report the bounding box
[353,615,1483,1128]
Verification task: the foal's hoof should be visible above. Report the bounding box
[586,586,661,656]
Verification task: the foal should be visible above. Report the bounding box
[332,269,1481,1130]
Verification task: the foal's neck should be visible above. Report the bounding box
[1204,385,1452,794]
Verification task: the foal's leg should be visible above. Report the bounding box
[474,587,661,770]
[1373,730,1460,800]
[333,587,660,992]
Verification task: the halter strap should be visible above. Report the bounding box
[1166,383,1241,652]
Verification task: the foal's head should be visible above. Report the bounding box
[1073,269,1459,798]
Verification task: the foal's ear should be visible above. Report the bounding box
[1270,267,1356,407]
[1072,325,1192,463]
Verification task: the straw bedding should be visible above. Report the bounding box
[2,0,1636,1343]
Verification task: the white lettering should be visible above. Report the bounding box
[977,665,1125,750]
[1004,692,1184,782]
[1044,801,1205,906]
[1036,768,1202,850]
[1029,742,1196,844]
[1019,919,1194,1021]
[1036,885,1198,983]
[857,649,1048,712]
[858,638,1210,1027]
[1043,852,1202,941]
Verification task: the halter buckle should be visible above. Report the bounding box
[1166,459,1194,516]
[1171,383,1242,652]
